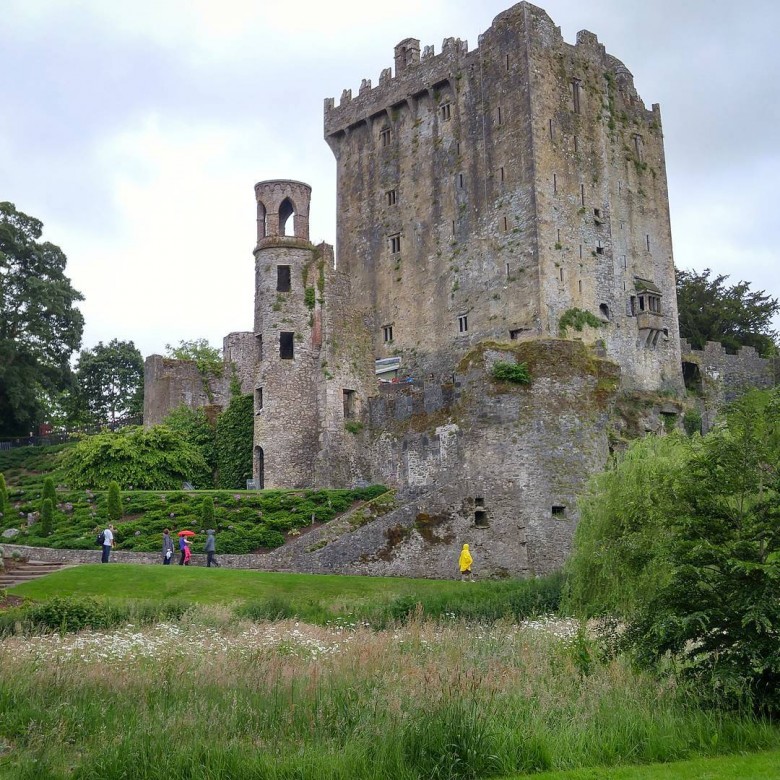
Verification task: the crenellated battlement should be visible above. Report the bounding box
[324,0,655,139]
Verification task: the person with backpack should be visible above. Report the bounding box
[101,524,115,563]
[162,529,174,565]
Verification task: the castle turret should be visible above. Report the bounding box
[252,180,320,489]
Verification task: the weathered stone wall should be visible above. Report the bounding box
[261,339,620,578]
[325,1,682,393]
[681,339,778,430]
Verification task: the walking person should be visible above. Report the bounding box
[178,531,187,565]
[204,529,220,568]
[459,543,474,581]
[183,538,192,566]
[162,529,174,564]
[101,524,115,563]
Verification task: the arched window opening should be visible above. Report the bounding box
[279,198,295,237]
[257,201,267,239]
[254,446,264,490]
[599,303,611,320]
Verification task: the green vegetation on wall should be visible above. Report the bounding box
[558,307,605,336]
[490,361,531,385]
[215,382,254,490]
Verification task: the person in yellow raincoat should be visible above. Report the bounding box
[459,543,474,581]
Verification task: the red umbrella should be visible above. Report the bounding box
[177,529,196,537]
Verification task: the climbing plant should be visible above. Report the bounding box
[558,308,604,336]
[215,378,253,489]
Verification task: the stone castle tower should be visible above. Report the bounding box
[324,1,682,392]
[142,2,777,577]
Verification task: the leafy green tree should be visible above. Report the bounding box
[201,496,215,528]
[627,390,780,715]
[165,339,223,377]
[107,481,123,523]
[162,406,217,487]
[676,268,779,357]
[568,389,780,715]
[0,202,85,434]
[64,426,210,490]
[0,472,8,515]
[42,476,56,510]
[75,339,144,425]
[215,380,253,489]
[40,498,54,537]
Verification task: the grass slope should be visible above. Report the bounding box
[521,749,780,779]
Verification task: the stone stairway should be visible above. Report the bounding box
[0,560,66,589]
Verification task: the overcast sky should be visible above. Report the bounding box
[2,0,779,359]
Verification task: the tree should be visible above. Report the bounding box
[0,202,85,434]
[162,406,217,487]
[0,473,8,516]
[107,481,123,523]
[75,339,144,425]
[676,268,779,357]
[201,496,215,528]
[63,426,209,490]
[567,389,780,715]
[41,476,56,510]
[165,339,222,377]
[40,498,53,537]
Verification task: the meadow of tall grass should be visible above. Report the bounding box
[0,605,777,779]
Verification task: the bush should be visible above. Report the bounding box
[40,498,53,536]
[201,496,215,527]
[0,472,8,514]
[683,408,702,436]
[107,481,123,522]
[64,426,210,490]
[42,476,56,508]
[215,386,253,489]
[25,596,109,633]
[163,406,217,487]
[491,361,531,385]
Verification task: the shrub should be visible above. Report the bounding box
[0,472,8,514]
[107,481,123,523]
[683,408,702,436]
[558,307,604,336]
[42,476,56,508]
[25,596,109,633]
[201,496,215,527]
[64,426,210,490]
[163,406,217,487]
[491,361,531,385]
[40,498,53,536]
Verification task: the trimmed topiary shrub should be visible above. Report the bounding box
[40,498,53,536]
[107,481,123,523]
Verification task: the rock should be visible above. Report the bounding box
[134,530,141,536]
[62,503,74,514]
[169,512,175,519]
[2,528,20,539]
[233,495,241,501]
[26,512,38,526]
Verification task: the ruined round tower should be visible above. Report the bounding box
[252,180,321,489]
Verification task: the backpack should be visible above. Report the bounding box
[95,531,105,546]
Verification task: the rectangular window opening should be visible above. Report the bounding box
[573,135,579,153]
[255,333,263,361]
[509,329,523,340]
[440,102,451,121]
[646,234,651,251]
[549,118,554,141]
[343,389,356,420]
[505,54,510,71]
[552,505,566,518]
[506,262,510,278]
[560,267,564,282]
[389,234,401,254]
[458,314,468,333]
[496,106,502,125]
[553,173,557,194]
[458,173,464,188]
[383,324,393,342]
[499,166,505,182]
[502,216,508,232]
[572,79,581,114]
[386,189,397,206]
[380,127,391,146]
[578,280,582,294]
[276,265,291,292]
[254,387,263,414]
[452,220,456,235]
[280,332,294,360]
[475,497,485,507]
[596,245,604,255]
[580,184,585,206]
[474,510,488,527]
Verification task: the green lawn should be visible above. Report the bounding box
[521,749,780,779]
[9,563,463,605]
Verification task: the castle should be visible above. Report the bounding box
[144,3,777,578]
